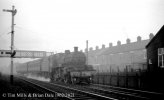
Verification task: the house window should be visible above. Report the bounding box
[95,56,98,64]
[158,48,164,68]
[143,50,147,59]
[149,59,152,64]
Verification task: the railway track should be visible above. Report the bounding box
[1,74,57,100]
[17,75,164,100]
[16,75,117,100]
[91,84,164,100]
[47,81,164,100]
[84,84,164,100]
[15,76,73,100]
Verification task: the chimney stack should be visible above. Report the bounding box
[96,46,99,50]
[74,47,78,52]
[149,33,154,40]
[102,44,105,49]
[137,36,142,42]
[85,48,87,52]
[65,50,70,54]
[109,43,113,47]
[89,47,93,51]
[117,41,121,46]
[126,38,131,44]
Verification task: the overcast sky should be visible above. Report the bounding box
[0,0,164,70]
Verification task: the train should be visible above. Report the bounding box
[16,47,95,84]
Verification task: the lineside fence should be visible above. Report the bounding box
[91,63,149,90]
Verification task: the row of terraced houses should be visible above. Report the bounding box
[84,33,155,72]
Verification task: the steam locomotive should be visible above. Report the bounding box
[16,47,95,84]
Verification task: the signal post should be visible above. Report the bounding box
[3,6,17,84]
[2,6,53,85]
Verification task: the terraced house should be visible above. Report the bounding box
[85,33,154,72]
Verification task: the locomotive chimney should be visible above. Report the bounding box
[74,47,78,52]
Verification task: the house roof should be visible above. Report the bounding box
[88,39,150,56]
[146,25,164,48]
[102,40,149,55]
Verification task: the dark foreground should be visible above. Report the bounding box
[0,74,57,100]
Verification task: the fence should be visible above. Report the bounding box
[92,63,147,89]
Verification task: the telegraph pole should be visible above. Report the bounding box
[3,6,17,84]
[48,56,51,76]
[86,40,88,65]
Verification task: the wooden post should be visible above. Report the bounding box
[110,66,112,85]
[117,66,120,86]
[125,66,128,88]
[48,56,51,78]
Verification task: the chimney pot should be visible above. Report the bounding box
[96,46,99,50]
[89,47,93,51]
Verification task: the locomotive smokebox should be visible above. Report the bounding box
[74,47,78,52]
